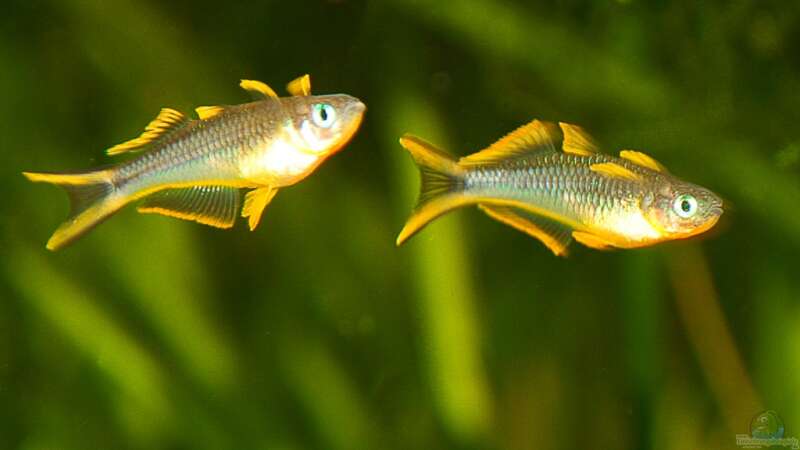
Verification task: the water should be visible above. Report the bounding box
[2,1,798,448]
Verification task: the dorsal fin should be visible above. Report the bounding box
[138,185,240,228]
[619,150,668,173]
[286,74,311,96]
[195,106,225,120]
[459,119,559,166]
[240,79,278,98]
[106,108,188,156]
[590,162,641,181]
[559,122,598,156]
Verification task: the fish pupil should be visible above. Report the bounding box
[319,107,328,121]
[681,200,691,212]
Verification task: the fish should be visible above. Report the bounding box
[396,119,723,256]
[24,74,366,251]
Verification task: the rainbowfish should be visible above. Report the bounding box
[24,75,366,250]
[396,119,723,256]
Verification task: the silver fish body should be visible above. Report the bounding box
[24,76,366,250]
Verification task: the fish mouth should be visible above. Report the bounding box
[345,101,366,131]
[325,101,365,155]
[675,213,721,240]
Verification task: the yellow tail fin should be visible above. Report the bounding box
[23,169,120,250]
[396,135,470,246]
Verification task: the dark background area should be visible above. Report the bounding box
[1,0,798,449]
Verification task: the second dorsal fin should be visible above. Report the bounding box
[459,119,559,166]
[559,122,598,156]
[106,108,188,156]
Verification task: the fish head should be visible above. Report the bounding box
[284,94,366,157]
[642,178,724,240]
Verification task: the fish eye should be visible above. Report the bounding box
[673,194,698,218]
[312,103,336,129]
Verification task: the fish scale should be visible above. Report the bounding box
[464,153,645,228]
[397,119,723,255]
[23,75,366,250]
[116,104,271,190]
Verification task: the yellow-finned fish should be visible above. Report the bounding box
[24,75,366,250]
[396,119,723,256]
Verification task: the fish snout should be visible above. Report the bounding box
[347,99,366,116]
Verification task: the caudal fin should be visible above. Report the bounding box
[23,169,120,250]
[396,134,470,246]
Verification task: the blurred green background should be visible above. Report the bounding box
[2,0,799,449]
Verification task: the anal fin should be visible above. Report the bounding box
[572,231,614,250]
[479,204,573,256]
[138,185,240,229]
[241,186,278,231]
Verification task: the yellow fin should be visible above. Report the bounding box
[399,134,463,177]
[559,122,598,156]
[23,169,118,250]
[138,185,240,229]
[459,119,559,166]
[590,162,641,181]
[620,150,668,173]
[397,195,472,246]
[240,79,278,98]
[396,134,468,246]
[572,231,614,250]
[106,108,187,155]
[241,186,278,231]
[195,105,225,120]
[478,204,572,256]
[287,74,311,96]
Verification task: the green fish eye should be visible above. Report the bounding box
[673,194,698,218]
[312,103,336,129]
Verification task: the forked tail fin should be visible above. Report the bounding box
[23,169,120,250]
[396,134,470,246]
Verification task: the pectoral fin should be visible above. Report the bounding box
[619,150,668,173]
[241,186,278,231]
[478,204,573,256]
[571,231,614,250]
[138,185,240,228]
[590,162,641,181]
